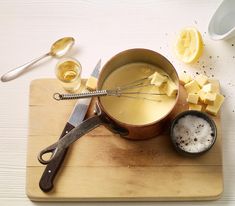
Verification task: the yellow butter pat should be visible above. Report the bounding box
[166,80,178,97]
[157,83,166,94]
[189,104,202,111]
[202,83,217,93]
[187,93,199,104]
[86,76,98,91]
[149,72,168,87]
[184,80,201,94]
[205,93,225,116]
[179,73,192,85]
[198,89,206,102]
[204,92,217,105]
[195,74,208,87]
[148,73,155,79]
[208,79,220,93]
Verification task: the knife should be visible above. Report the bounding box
[39,59,101,192]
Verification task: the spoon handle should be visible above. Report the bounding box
[1,53,50,82]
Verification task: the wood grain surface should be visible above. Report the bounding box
[26,79,223,201]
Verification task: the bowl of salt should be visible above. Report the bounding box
[170,110,217,156]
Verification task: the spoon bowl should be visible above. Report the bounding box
[50,37,75,57]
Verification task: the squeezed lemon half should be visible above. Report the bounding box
[175,27,203,64]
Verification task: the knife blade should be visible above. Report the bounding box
[39,59,101,192]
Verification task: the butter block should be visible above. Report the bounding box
[86,76,98,91]
[204,92,217,105]
[184,80,201,94]
[187,93,199,104]
[195,74,208,87]
[149,72,168,87]
[148,73,155,80]
[205,93,225,116]
[198,89,206,102]
[158,82,167,94]
[179,73,192,85]
[189,104,202,111]
[208,79,220,93]
[166,80,178,97]
[202,83,217,93]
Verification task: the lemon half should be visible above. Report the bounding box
[175,27,203,64]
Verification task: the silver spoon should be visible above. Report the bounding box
[1,37,75,82]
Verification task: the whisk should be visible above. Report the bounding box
[53,76,167,101]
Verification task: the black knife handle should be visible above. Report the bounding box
[39,122,74,192]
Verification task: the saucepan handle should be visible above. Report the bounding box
[38,115,102,164]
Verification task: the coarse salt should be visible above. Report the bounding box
[173,115,215,153]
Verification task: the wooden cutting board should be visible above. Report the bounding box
[26,78,223,201]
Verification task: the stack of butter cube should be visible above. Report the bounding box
[179,73,224,116]
[149,72,178,97]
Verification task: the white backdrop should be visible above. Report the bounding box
[1,0,235,205]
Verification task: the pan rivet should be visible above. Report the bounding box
[48,170,51,173]
[65,131,68,134]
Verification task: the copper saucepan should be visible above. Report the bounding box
[38,48,180,164]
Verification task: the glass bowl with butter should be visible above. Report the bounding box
[170,110,217,156]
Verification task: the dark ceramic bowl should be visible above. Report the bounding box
[170,110,217,156]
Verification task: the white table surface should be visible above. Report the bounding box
[1,0,235,205]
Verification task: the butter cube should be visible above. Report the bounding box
[202,83,217,93]
[166,80,178,97]
[204,92,217,105]
[195,74,208,87]
[158,82,167,94]
[187,93,199,104]
[179,73,192,85]
[86,76,98,91]
[208,79,220,93]
[184,80,201,94]
[205,94,225,116]
[189,104,202,111]
[149,72,168,87]
[148,73,155,79]
[198,89,206,102]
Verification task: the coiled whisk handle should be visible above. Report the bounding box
[53,90,108,101]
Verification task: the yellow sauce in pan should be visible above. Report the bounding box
[100,63,177,125]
